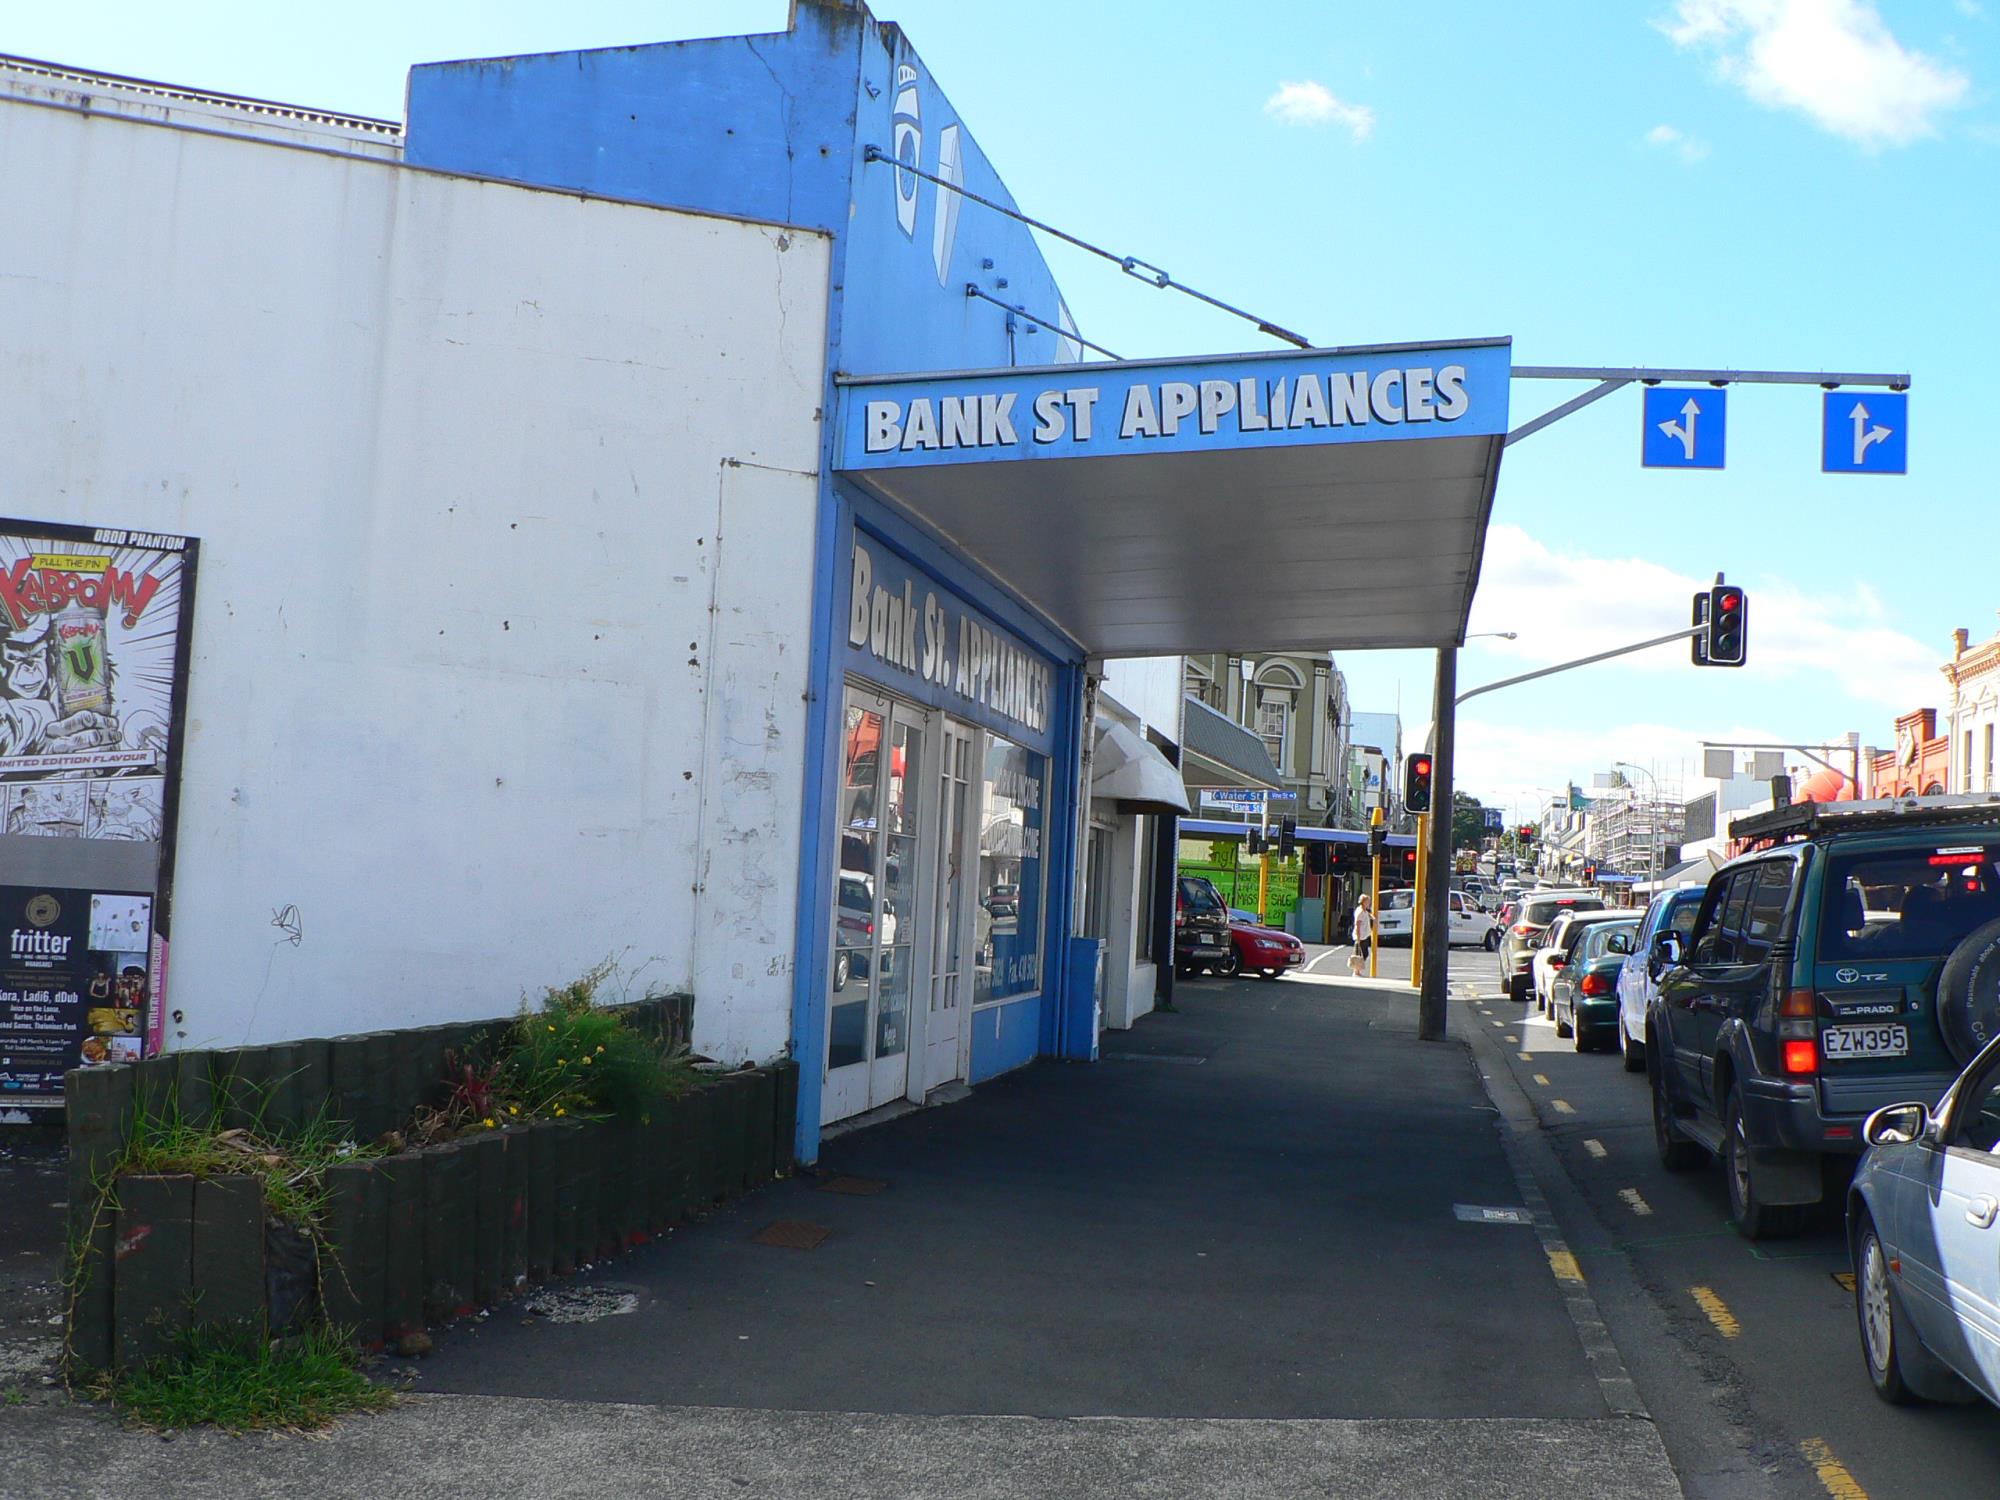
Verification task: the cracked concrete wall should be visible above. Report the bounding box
[0,93,830,1057]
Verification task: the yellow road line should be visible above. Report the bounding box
[1551,1099,1575,1115]
[1690,1285,1741,1338]
[1532,1073,1550,1086]
[1583,1138,1607,1159]
[1546,1248,1584,1284]
[1832,1272,1857,1293]
[1800,1438,1869,1500]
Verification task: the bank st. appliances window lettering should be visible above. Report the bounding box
[975,737,1045,1005]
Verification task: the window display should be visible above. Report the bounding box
[975,736,1045,1004]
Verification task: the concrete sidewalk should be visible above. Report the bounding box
[0,976,1682,1497]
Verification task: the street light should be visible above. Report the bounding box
[1613,761,1660,894]
[1465,631,1518,641]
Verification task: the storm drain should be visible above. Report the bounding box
[1101,1052,1208,1065]
[1453,1204,1534,1226]
[818,1175,887,1196]
[754,1219,833,1250]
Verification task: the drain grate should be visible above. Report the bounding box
[818,1175,887,1196]
[1102,1052,1207,1065]
[754,1219,833,1250]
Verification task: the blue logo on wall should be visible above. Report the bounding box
[1821,391,1907,475]
[1642,387,1726,470]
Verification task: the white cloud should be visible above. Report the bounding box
[1659,0,1970,148]
[1462,524,1941,712]
[1645,122,1713,162]
[1263,80,1376,138]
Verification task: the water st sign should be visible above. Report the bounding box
[1822,391,1907,475]
[1199,788,1295,807]
[1641,387,1726,470]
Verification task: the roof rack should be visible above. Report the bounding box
[1730,793,2000,844]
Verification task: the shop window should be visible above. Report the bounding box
[975,735,1046,1005]
[1135,815,1157,962]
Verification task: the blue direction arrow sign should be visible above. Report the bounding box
[1822,391,1907,474]
[1642,386,1727,469]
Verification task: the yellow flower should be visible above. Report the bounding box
[595,1045,604,1054]
[547,1024,557,1032]
[581,1055,593,1066]
[483,1117,496,1128]
[556,1058,566,1065]
[507,1104,519,1115]
[555,1106,566,1116]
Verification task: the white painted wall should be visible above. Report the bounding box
[0,95,831,1064]
[1092,657,1182,1030]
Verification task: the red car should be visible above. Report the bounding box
[1226,908,1305,979]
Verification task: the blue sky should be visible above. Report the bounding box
[7,0,1991,825]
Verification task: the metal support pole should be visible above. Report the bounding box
[1368,806,1383,979]
[1411,813,1428,991]
[1258,799,1272,923]
[1419,650,1456,1041]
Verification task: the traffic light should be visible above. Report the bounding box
[1278,816,1297,860]
[1582,860,1598,883]
[1707,581,1747,666]
[1367,826,1385,860]
[1693,574,1748,668]
[1403,752,1435,814]
[1245,826,1266,855]
[1517,825,1535,843]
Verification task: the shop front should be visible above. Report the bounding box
[821,526,1072,1125]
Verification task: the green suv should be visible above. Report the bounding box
[1647,797,2000,1238]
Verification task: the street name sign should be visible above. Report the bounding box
[1642,386,1726,470]
[1821,391,1907,475]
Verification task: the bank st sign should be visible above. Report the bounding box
[846,537,1054,744]
[836,340,1511,470]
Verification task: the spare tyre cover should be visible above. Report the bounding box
[1937,917,2000,1064]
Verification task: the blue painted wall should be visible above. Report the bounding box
[404,0,1091,1162]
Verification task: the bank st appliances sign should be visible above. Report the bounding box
[838,341,1510,471]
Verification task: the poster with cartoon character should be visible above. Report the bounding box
[0,519,198,1107]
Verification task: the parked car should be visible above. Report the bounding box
[1548,916,1641,1051]
[1648,798,2000,1240]
[1500,890,1605,1002]
[1534,909,1628,1013]
[1375,888,1417,944]
[1846,1033,2000,1406]
[1370,889,1498,950]
[1615,886,1708,1073]
[1174,875,1233,977]
[1227,910,1305,978]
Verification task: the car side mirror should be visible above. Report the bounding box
[1863,1102,1933,1148]
[1651,932,1684,973]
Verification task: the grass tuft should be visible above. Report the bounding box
[114,1093,377,1226]
[92,1323,392,1432]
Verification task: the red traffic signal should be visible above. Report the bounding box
[1693,575,1748,668]
[1403,752,1435,814]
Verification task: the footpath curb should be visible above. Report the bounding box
[1454,992,1655,1424]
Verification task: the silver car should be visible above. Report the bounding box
[1849,1035,2000,1407]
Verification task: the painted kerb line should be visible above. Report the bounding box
[1800,1438,1869,1500]
[1690,1285,1741,1338]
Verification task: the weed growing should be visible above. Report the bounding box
[114,1092,377,1226]
[92,1323,392,1432]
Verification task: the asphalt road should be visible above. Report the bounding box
[1445,943,2000,1500]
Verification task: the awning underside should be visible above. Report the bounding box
[841,436,1503,658]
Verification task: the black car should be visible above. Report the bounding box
[1175,875,1233,976]
[1647,797,2000,1239]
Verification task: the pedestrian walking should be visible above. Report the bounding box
[1348,894,1374,976]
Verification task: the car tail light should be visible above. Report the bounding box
[1580,972,1611,997]
[1512,924,1535,937]
[1779,988,1817,1074]
[1547,954,1566,969]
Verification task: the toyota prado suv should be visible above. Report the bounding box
[1646,797,2000,1239]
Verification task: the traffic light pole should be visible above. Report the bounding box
[1453,625,1702,710]
[1368,806,1384,979]
[1418,649,1455,1042]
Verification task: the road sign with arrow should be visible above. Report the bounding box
[1821,390,1907,474]
[1641,386,1727,469]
